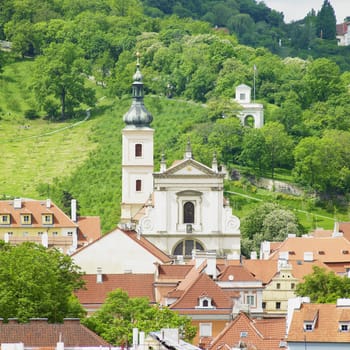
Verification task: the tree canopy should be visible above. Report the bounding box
[0,242,85,323]
[82,289,197,345]
[296,266,350,303]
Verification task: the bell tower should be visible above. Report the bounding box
[121,53,154,223]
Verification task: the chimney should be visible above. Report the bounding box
[71,199,77,222]
[160,153,167,173]
[46,199,51,208]
[96,267,103,283]
[56,332,64,350]
[212,153,218,172]
[13,198,22,209]
[250,251,257,260]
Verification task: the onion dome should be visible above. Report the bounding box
[123,52,153,127]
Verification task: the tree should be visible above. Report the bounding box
[240,202,302,257]
[296,266,350,303]
[0,242,85,323]
[82,289,196,345]
[261,122,294,179]
[32,42,96,119]
[316,0,336,40]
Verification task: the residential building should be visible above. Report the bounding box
[0,318,111,349]
[287,298,350,349]
[0,198,100,254]
[244,258,330,315]
[209,312,287,350]
[337,21,350,46]
[75,273,155,314]
[72,227,170,274]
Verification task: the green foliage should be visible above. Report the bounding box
[0,242,85,322]
[240,202,301,257]
[296,266,350,303]
[82,289,197,345]
[32,42,97,119]
[316,0,336,40]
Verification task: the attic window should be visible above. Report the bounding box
[318,251,325,255]
[20,214,32,225]
[42,214,53,225]
[289,251,295,255]
[240,331,248,338]
[304,323,313,331]
[0,215,10,224]
[343,250,349,254]
[339,323,350,332]
[197,296,215,309]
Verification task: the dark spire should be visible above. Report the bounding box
[123,52,153,127]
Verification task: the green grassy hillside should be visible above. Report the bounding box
[1,59,348,233]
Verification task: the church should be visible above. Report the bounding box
[120,56,240,260]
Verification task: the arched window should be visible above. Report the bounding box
[135,144,142,157]
[173,239,204,257]
[183,202,194,223]
[202,299,209,307]
[136,179,142,191]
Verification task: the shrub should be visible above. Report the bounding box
[24,109,39,120]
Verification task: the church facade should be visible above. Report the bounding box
[121,57,240,259]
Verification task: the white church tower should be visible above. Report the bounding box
[121,53,154,223]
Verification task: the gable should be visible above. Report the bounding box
[157,159,222,177]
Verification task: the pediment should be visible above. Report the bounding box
[162,159,218,177]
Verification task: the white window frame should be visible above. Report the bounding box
[199,323,212,337]
[246,295,255,306]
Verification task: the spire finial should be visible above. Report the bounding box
[184,139,193,160]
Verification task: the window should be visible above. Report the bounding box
[276,302,281,309]
[262,302,266,309]
[183,202,194,223]
[135,143,142,157]
[173,239,204,257]
[38,232,43,236]
[42,214,53,225]
[247,295,255,306]
[136,179,142,192]
[341,324,349,332]
[21,214,31,225]
[67,231,73,236]
[0,215,10,224]
[199,323,212,337]
[7,232,13,236]
[276,283,281,289]
[239,93,246,100]
[291,283,295,289]
[197,296,214,309]
[304,323,313,331]
[52,231,58,236]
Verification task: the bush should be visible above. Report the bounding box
[24,109,39,120]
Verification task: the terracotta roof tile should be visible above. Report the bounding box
[77,216,101,245]
[0,318,110,346]
[218,265,258,282]
[76,273,155,304]
[268,236,350,263]
[158,264,193,280]
[288,303,350,342]
[169,273,233,311]
[209,312,286,350]
[0,199,77,228]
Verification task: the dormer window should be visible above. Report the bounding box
[21,214,31,225]
[339,322,350,332]
[0,215,10,224]
[42,214,53,225]
[304,323,313,331]
[197,296,214,309]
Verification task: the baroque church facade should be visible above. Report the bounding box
[120,57,240,259]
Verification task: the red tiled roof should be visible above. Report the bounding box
[76,273,155,304]
[157,264,194,280]
[0,318,110,346]
[209,312,286,350]
[169,273,233,311]
[268,236,350,263]
[77,216,101,245]
[72,228,171,263]
[0,199,77,228]
[339,222,350,242]
[218,264,258,282]
[288,303,350,343]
